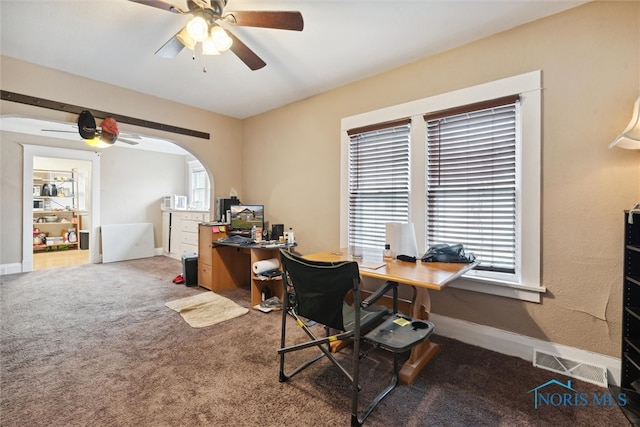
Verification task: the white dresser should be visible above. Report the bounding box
[162,210,211,260]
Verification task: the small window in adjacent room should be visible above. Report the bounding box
[188,161,210,210]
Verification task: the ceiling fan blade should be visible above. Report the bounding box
[227,32,266,70]
[155,30,186,58]
[128,0,186,14]
[120,132,142,140]
[41,129,76,134]
[118,138,140,146]
[224,11,304,31]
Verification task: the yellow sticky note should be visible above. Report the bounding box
[393,317,411,327]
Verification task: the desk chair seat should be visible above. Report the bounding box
[278,249,434,426]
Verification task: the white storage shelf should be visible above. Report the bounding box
[33,169,81,251]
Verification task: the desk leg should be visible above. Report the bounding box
[398,286,440,385]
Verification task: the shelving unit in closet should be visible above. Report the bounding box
[32,168,81,252]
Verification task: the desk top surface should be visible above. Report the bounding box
[305,248,479,291]
[214,239,295,250]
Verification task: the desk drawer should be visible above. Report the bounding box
[198,262,212,290]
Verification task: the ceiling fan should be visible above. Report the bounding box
[42,111,140,148]
[129,0,304,70]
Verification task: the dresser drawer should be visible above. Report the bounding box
[179,242,198,255]
[181,231,198,246]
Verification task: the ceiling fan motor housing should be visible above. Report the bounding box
[189,0,227,16]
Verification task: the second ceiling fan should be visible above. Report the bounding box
[130,0,304,70]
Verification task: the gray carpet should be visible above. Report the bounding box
[0,256,630,426]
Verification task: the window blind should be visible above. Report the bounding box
[425,97,518,273]
[348,120,411,249]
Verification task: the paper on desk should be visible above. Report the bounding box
[359,261,386,270]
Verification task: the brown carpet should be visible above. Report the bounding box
[0,256,630,426]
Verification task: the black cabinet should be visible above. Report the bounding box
[615,210,640,425]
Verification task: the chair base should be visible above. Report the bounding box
[350,317,435,425]
[352,353,399,426]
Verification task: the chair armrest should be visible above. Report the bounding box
[362,280,398,307]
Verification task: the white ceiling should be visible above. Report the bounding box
[0,0,589,121]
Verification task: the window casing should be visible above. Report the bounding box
[341,71,542,302]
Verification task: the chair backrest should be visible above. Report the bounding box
[280,250,360,331]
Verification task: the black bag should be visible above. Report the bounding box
[421,244,476,263]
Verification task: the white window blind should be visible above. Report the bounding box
[425,96,519,273]
[348,119,411,249]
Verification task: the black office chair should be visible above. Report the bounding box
[278,249,435,426]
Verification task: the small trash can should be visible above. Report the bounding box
[182,253,198,287]
[79,230,89,250]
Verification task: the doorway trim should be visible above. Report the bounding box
[23,145,101,272]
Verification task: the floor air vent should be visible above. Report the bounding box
[533,350,608,388]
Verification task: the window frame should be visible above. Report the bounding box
[188,160,210,210]
[340,71,544,302]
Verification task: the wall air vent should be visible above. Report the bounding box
[533,349,608,388]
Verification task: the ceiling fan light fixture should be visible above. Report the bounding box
[85,137,113,149]
[186,16,209,42]
[176,27,197,50]
[211,26,233,51]
[202,36,220,55]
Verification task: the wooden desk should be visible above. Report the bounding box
[305,247,479,385]
[198,224,293,307]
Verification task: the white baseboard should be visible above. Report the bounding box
[0,263,23,275]
[430,313,621,387]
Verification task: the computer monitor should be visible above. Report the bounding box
[229,204,264,236]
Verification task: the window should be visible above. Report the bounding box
[347,120,411,249]
[188,161,210,210]
[341,71,542,302]
[425,96,519,274]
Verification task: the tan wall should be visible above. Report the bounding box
[0,56,244,264]
[242,1,640,357]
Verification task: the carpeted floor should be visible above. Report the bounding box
[0,256,630,426]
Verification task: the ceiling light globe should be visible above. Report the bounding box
[187,16,209,42]
[202,37,220,55]
[211,26,233,51]
[85,137,112,148]
[176,27,197,50]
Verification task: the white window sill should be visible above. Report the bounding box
[449,275,545,303]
